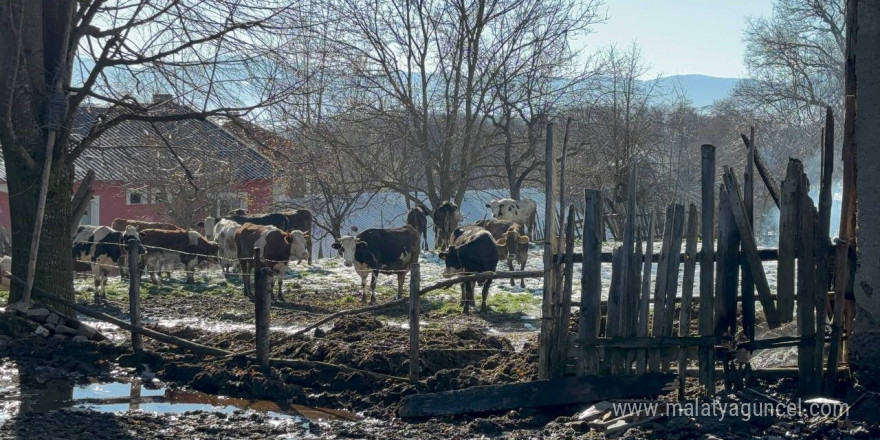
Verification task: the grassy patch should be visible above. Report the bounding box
[486,291,540,315]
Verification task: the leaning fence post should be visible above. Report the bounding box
[127,238,142,353]
[409,263,421,382]
[254,248,271,366]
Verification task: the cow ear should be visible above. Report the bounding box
[284,234,292,244]
[356,241,367,249]
[331,242,341,249]
[197,221,204,227]
[496,238,507,247]
[138,231,146,238]
[438,251,448,259]
[518,235,530,244]
[302,232,310,238]
[485,203,490,208]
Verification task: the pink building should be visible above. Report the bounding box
[0,97,279,229]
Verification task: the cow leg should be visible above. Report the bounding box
[359,272,368,303]
[480,280,492,315]
[369,271,378,304]
[463,281,475,314]
[308,236,313,265]
[423,230,428,252]
[185,260,196,284]
[396,272,406,299]
[520,260,527,288]
[508,260,515,286]
[242,261,252,297]
[276,275,284,302]
[92,265,102,303]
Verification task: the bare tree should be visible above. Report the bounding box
[0,0,305,308]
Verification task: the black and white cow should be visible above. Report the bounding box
[73,225,140,302]
[138,229,221,285]
[439,227,499,314]
[432,201,461,251]
[332,225,420,304]
[406,204,432,251]
[486,198,537,237]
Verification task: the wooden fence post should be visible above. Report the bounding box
[678,205,698,399]
[795,166,820,397]
[254,248,271,367]
[409,263,421,382]
[650,204,675,372]
[742,126,756,342]
[716,184,739,340]
[699,144,716,397]
[619,165,639,374]
[579,190,603,375]
[127,238,142,353]
[636,213,655,374]
[539,123,559,380]
[778,160,800,323]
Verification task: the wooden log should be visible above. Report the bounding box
[254,248,271,366]
[398,373,677,418]
[636,213,655,374]
[650,204,675,373]
[539,122,560,380]
[127,238,143,353]
[409,263,421,382]
[715,184,739,338]
[580,190,603,375]
[798,170,820,397]
[742,126,756,342]
[778,160,801,323]
[699,144,717,397]
[678,205,698,399]
[722,169,781,329]
[739,133,782,208]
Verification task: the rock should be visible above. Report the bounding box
[77,323,98,338]
[7,300,34,315]
[46,313,62,325]
[55,324,78,335]
[71,335,89,344]
[34,326,50,337]
[25,307,50,322]
[51,334,69,343]
[43,322,56,331]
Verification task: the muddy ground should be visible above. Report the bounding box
[0,271,877,439]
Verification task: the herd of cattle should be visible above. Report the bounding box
[7,197,538,314]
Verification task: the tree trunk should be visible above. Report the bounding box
[6,151,75,316]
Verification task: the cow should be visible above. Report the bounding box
[111,218,182,232]
[406,204,432,251]
[439,227,499,314]
[283,209,313,265]
[202,212,290,241]
[433,201,461,251]
[73,225,140,302]
[235,223,309,301]
[332,225,420,304]
[138,229,220,285]
[211,219,242,277]
[475,219,530,287]
[486,198,537,237]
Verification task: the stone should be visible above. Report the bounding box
[55,324,78,335]
[25,308,50,322]
[34,326,50,337]
[77,324,98,338]
[51,334,69,343]
[8,300,34,315]
[71,335,89,344]
[46,313,62,325]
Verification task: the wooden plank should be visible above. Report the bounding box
[539,123,560,380]
[556,205,577,376]
[739,132,782,208]
[699,144,716,397]
[742,126,756,342]
[607,247,623,374]
[620,166,639,374]
[661,205,685,340]
[559,248,782,264]
[580,190,603,375]
[628,228,644,372]
[254,249,271,366]
[127,238,143,353]
[678,204,698,399]
[722,169,781,329]
[409,263,421,382]
[778,160,801,323]
[797,166,820,397]
[826,242,852,393]
[398,373,677,418]
[815,107,835,387]
[650,204,676,372]
[715,184,739,338]
[636,213,655,374]
[579,336,719,349]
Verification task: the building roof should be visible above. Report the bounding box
[0,100,272,183]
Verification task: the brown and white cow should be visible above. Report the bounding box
[235,223,309,301]
[138,229,220,285]
[283,209,313,265]
[406,204,431,251]
[494,225,530,288]
[332,225,420,304]
[432,201,461,251]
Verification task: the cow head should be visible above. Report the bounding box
[496,228,529,263]
[197,240,223,271]
[331,236,359,267]
[287,230,310,262]
[438,246,464,277]
[201,216,216,240]
[230,208,248,215]
[486,200,504,218]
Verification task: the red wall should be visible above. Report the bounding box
[0,179,275,229]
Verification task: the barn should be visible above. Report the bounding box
[0,95,282,229]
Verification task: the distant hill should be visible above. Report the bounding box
[647,74,741,108]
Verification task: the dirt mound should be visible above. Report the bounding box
[191,359,308,403]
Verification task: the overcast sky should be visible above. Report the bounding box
[579,0,775,78]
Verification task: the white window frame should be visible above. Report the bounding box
[126,189,148,206]
[79,196,100,226]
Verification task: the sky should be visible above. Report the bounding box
[580,0,776,79]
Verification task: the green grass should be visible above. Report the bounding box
[486,291,541,315]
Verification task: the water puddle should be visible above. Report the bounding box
[0,360,360,425]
